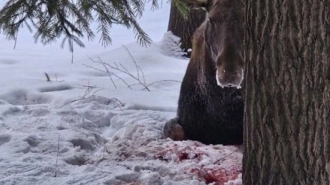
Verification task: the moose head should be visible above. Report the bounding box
[185,0,244,88]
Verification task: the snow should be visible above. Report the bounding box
[160,31,187,58]
[0,1,242,185]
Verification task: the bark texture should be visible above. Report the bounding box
[167,2,205,57]
[243,0,330,184]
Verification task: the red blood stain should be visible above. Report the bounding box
[190,167,241,185]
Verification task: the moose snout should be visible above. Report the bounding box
[216,68,244,89]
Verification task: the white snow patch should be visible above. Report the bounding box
[160,31,187,58]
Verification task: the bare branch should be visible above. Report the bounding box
[82,63,132,90]
[84,51,182,92]
[142,80,181,90]
[122,44,140,79]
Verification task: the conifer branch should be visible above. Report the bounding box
[0,0,172,50]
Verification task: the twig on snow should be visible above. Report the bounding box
[59,82,102,108]
[87,56,118,89]
[213,148,240,165]
[45,73,51,82]
[84,45,182,91]
[54,134,60,177]
[141,80,181,90]
[82,62,133,90]
[59,82,125,110]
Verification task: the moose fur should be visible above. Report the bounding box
[164,0,244,145]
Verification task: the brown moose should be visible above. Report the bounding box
[164,0,244,145]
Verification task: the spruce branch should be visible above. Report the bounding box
[0,0,161,50]
[172,0,190,19]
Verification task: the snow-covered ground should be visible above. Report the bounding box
[0,2,242,185]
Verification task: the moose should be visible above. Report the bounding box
[164,0,244,145]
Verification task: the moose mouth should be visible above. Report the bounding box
[216,69,244,89]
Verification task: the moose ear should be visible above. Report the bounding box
[182,0,210,10]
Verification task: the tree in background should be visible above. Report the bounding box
[244,0,330,184]
[167,1,205,57]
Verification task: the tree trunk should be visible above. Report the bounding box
[167,2,205,57]
[243,0,330,184]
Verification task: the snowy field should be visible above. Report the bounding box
[0,2,242,185]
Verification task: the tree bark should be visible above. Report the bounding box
[167,2,205,57]
[243,0,330,184]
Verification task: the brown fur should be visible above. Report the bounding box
[164,0,244,145]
